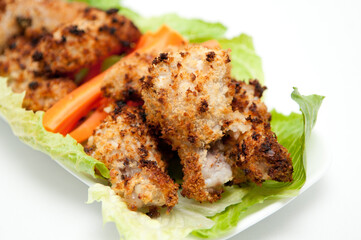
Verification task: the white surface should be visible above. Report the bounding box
[1,0,360,240]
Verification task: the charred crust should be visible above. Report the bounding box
[206,51,216,62]
[250,80,267,98]
[61,35,67,43]
[249,102,257,112]
[99,25,117,35]
[140,159,157,168]
[8,42,16,50]
[28,81,39,90]
[187,135,196,144]
[225,55,231,63]
[142,76,154,89]
[146,207,160,218]
[67,25,85,36]
[152,53,169,65]
[32,51,43,61]
[198,99,209,113]
[252,132,261,140]
[105,8,119,15]
[138,145,149,159]
[84,146,94,154]
[119,40,131,48]
[16,16,32,30]
[179,51,188,57]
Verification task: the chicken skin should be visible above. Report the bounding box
[86,104,179,211]
[33,7,141,75]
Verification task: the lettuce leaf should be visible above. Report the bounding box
[219,34,264,83]
[0,77,109,179]
[119,9,227,43]
[69,0,121,9]
[192,89,324,238]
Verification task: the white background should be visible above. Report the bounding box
[1,0,361,239]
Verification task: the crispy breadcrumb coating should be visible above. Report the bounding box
[101,52,156,101]
[224,80,293,185]
[33,7,141,75]
[0,36,76,111]
[101,45,186,102]
[0,0,86,51]
[86,104,178,211]
[142,45,235,202]
[142,45,233,149]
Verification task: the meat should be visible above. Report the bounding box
[0,0,86,51]
[224,80,293,184]
[142,45,235,202]
[86,104,179,211]
[33,7,141,75]
[0,36,76,111]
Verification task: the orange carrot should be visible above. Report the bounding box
[69,109,108,143]
[43,25,186,136]
[43,70,107,134]
[201,40,221,49]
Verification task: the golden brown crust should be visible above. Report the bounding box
[101,52,156,101]
[0,0,86,50]
[179,148,224,202]
[86,105,178,211]
[142,45,233,150]
[225,80,293,184]
[34,8,141,75]
[0,36,76,111]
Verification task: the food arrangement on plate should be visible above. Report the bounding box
[0,0,324,239]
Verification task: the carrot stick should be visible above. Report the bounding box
[43,25,186,136]
[43,70,108,134]
[201,40,221,49]
[69,109,108,143]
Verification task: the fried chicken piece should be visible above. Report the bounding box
[33,7,141,75]
[143,45,233,149]
[86,104,178,211]
[0,0,86,51]
[101,52,157,101]
[142,45,236,202]
[101,45,186,101]
[224,80,293,185]
[0,36,76,111]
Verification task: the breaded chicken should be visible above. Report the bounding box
[86,104,178,211]
[224,80,293,185]
[101,52,157,101]
[142,45,236,202]
[33,7,141,75]
[101,45,186,101]
[142,45,233,149]
[0,0,86,51]
[0,36,76,111]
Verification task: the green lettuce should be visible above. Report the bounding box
[119,9,227,43]
[88,184,247,240]
[0,77,109,179]
[219,34,264,83]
